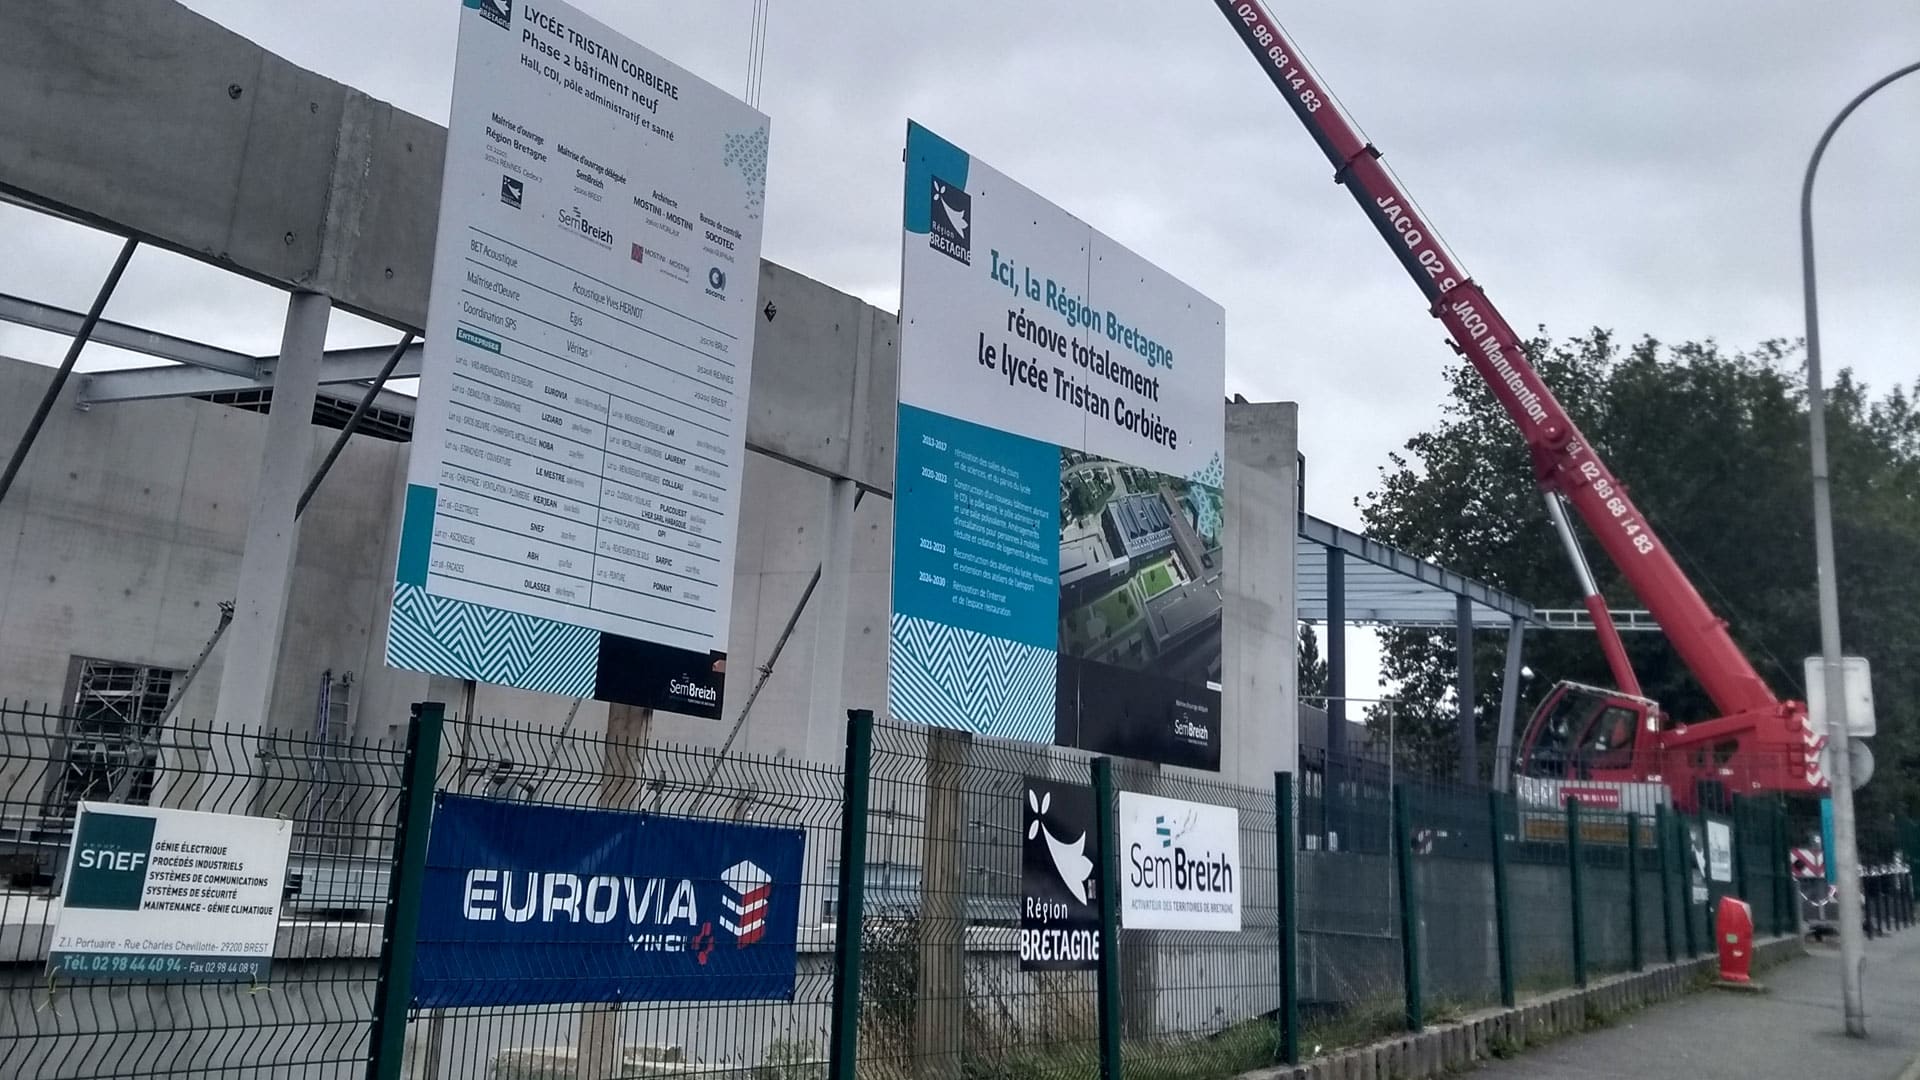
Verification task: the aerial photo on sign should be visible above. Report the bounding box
[387,0,770,716]
[890,121,1227,769]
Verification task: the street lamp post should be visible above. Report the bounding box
[1799,58,1920,1040]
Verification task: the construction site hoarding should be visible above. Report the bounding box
[890,121,1227,769]
[387,0,769,715]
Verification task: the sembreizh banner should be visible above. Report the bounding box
[412,794,804,1007]
[1117,791,1242,931]
[891,121,1228,770]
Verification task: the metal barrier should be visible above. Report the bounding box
[4,700,1913,1080]
[1,700,408,1079]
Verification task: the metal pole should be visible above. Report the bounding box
[0,237,138,506]
[366,701,445,1080]
[1567,797,1587,988]
[1326,549,1347,758]
[1493,617,1525,792]
[1680,814,1699,959]
[1488,790,1516,1006]
[1656,804,1677,963]
[1092,757,1124,1080]
[295,333,414,518]
[1732,795,1752,907]
[1393,784,1423,1031]
[827,710,874,1080]
[1801,58,1920,1038]
[1455,594,1478,781]
[1628,811,1645,972]
[1276,772,1301,1065]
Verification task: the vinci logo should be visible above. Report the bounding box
[720,861,772,946]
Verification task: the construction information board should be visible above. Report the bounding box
[47,803,293,981]
[891,121,1227,768]
[389,0,769,716]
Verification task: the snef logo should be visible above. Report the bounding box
[557,205,613,248]
[669,676,719,705]
[468,0,512,30]
[928,176,971,265]
[500,175,525,209]
[66,810,157,911]
[704,267,727,299]
[719,861,772,947]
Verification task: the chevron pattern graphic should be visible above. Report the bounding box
[888,613,1055,741]
[387,583,598,697]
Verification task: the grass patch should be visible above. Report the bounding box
[1138,559,1177,597]
[1091,587,1138,629]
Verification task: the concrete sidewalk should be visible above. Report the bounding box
[1473,929,1920,1079]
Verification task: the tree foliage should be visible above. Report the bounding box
[1299,622,1330,700]
[1360,330,1920,820]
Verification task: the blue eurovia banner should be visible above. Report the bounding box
[412,794,805,1007]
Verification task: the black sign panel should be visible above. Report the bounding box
[1020,777,1101,971]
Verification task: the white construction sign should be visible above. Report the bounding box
[1117,791,1241,931]
[48,803,293,981]
[389,0,769,717]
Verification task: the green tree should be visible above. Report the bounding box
[1360,330,1920,821]
[1299,622,1330,700]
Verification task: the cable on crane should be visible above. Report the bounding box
[744,0,770,108]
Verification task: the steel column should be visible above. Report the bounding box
[0,238,138,507]
[1456,593,1478,780]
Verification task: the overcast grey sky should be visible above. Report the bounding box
[2,1,1914,611]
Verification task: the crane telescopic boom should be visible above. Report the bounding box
[1210,0,1821,797]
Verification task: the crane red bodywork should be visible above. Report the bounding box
[1210,0,1826,805]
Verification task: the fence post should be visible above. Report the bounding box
[366,701,445,1080]
[1773,799,1791,938]
[1488,789,1516,1007]
[1678,814,1699,959]
[1276,772,1300,1065]
[827,709,874,1080]
[1628,810,1645,972]
[1655,804,1677,963]
[1092,757,1124,1080]
[1731,795,1751,907]
[1566,797,1587,988]
[1393,784,1423,1032]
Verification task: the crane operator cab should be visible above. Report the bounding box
[1516,681,1660,783]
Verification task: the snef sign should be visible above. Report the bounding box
[413,794,803,1007]
[1117,791,1241,931]
[48,804,292,981]
[1020,777,1099,970]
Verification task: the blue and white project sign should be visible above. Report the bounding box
[412,794,804,1007]
[388,0,769,716]
[892,122,1227,769]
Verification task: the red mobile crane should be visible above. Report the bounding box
[1210,1,1826,805]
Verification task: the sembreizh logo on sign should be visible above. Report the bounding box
[66,810,156,910]
[928,176,971,265]
[1118,791,1242,932]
